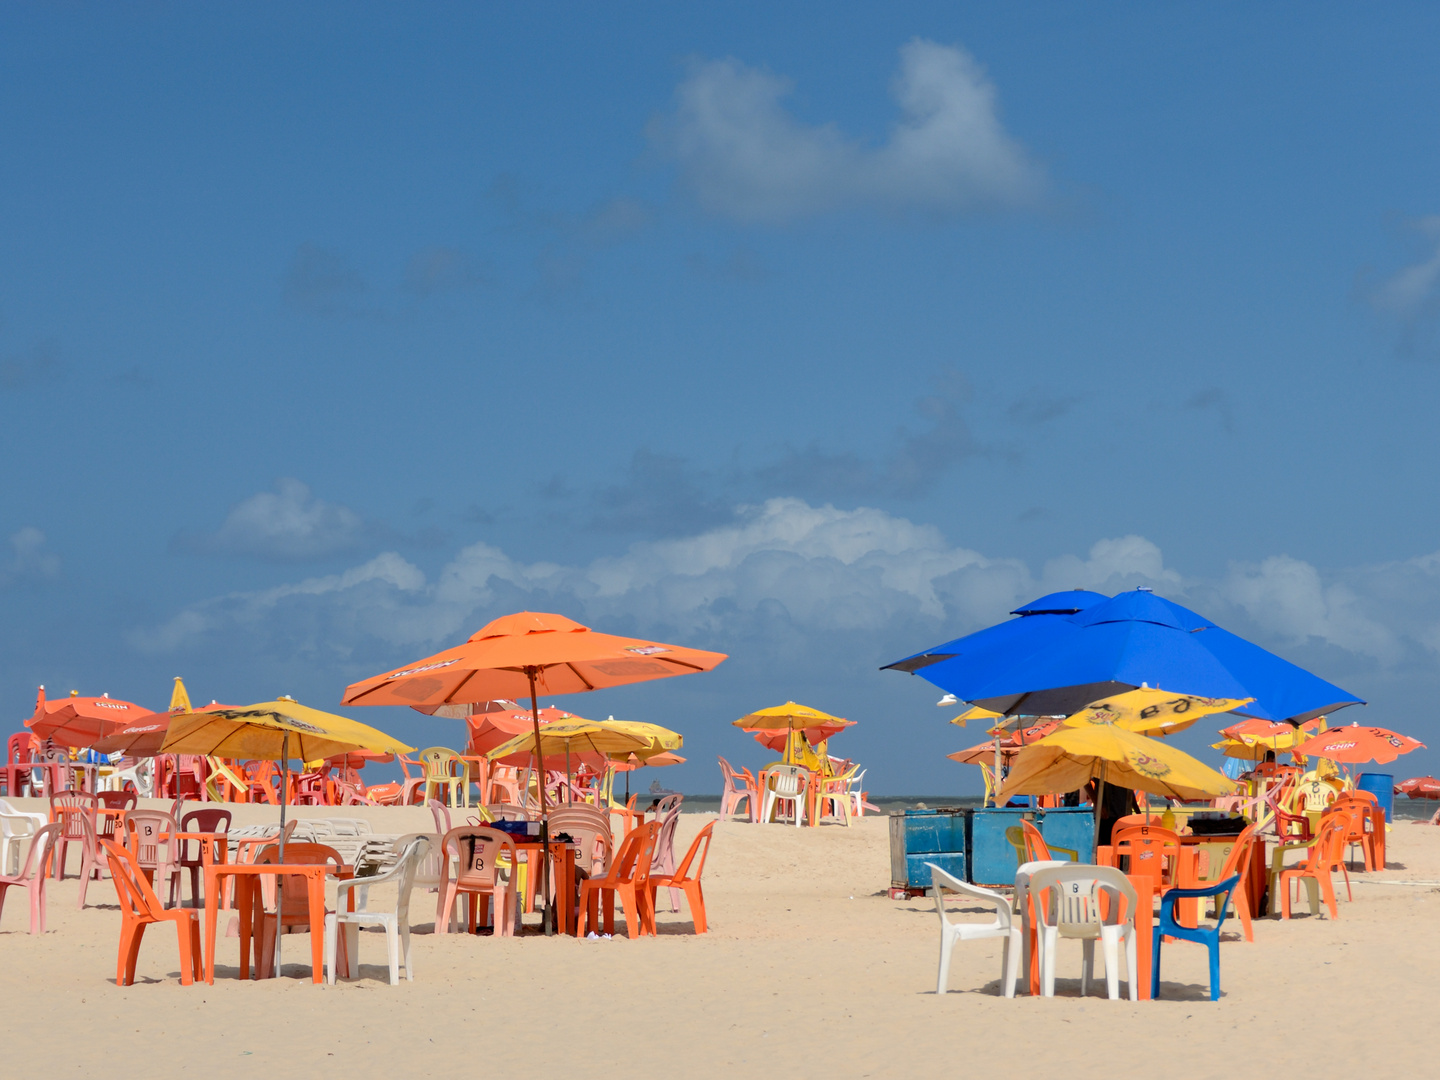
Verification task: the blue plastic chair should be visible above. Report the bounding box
[1151,873,1241,1001]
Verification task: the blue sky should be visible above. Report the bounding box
[4,3,1440,792]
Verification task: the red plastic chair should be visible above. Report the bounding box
[0,733,35,798]
[178,808,231,907]
[577,820,658,939]
[100,838,201,985]
[647,820,715,933]
[0,822,60,933]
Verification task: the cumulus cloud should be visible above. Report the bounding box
[1,527,60,585]
[1365,215,1440,355]
[653,38,1044,223]
[173,479,367,561]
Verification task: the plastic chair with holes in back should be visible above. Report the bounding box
[760,765,811,827]
[101,837,201,985]
[928,862,1021,997]
[126,810,182,908]
[326,835,430,985]
[718,757,756,822]
[1278,813,1351,920]
[578,820,658,939]
[178,808,231,908]
[1110,825,1182,890]
[96,790,136,844]
[1151,874,1241,1001]
[0,822,60,933]
[1029,864,1139,1001]
[48,790,100,882]
[817,768,854,826]
[419,748,465,808]
[648,820,714,934]
[437,826,518,936]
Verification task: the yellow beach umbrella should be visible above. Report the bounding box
[600,718,684,753]
[733,701,847,730]
[998,724,1237,804]
[1062,688,1254,737]
[949,704,1003,727]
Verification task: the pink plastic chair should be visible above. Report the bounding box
[251,842,346,979]
[0,822,60,933]
[718,756,757,822]
[437,826,518,936]
[125,810,182,908]
[649,804,684,912]
[48,790,101,884]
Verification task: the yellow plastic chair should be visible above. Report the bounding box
[419,748,465,808]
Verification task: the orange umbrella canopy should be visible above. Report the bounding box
[1293,723,1425,765]
[1397,776,1440,799]
[27,687,150,748]
[92,700,235,757]
[341,612,728,707]
[466,705,578,755]
[751,719,854,753]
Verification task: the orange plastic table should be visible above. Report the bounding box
[203,862,344,983]
[162,831,229,906]
[1127,873,1155,1001]
[513,841,577,933]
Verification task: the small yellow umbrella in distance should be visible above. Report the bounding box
[1062,688,1255,737]
[488,719,657,804]
[600,717,684,753]
[998,724,1236,807]
[733,701,848,730]
[949,704,1003,728]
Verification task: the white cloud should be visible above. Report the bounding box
[654,39,1043,223]
[1366,215,1440,354]
[1,526,60,584]
[176,479,367,561]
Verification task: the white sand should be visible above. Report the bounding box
[3,798,1438,1077]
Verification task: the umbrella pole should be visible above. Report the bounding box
[565,745,572,806]
[1093,760,1106,856]
[275,732,289,978]
[526,668,553,937]
[993,731,1002,808]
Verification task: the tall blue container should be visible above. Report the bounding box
[969,808,1031,886]
[888,809,970,890]
[1037,807,1095,862]
[1356,772,1394,822]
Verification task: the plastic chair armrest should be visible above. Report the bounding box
[1050,845,1080,862]
[1159,874,1240,902]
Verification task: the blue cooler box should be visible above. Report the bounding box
[888,809,970,891]
[969,807,1095,886]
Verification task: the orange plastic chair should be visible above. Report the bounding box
[437,826,518,936]
[1278,814,1351,920]
[1111,825,1183,891]
[647,820,714,933]
[577,820,658,939]
[0,822,60,934]
[1020,819,1079,863]
[251,842,345,978]
[101,837,201,985]
[1199,824,1259,943]
[1330,793,1379,871]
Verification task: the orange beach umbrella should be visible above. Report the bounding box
[1292,723,1425,765]
[27,687,150,748]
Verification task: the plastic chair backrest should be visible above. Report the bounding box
[631,820,659,889]
[546,808,613,875]
[101,837,169,920]
[1030,864,1137,935]
[652,805,682,873]
[669,820,714,884]
[429,800,452,836]
[1296,778,1339,813]
[420,748,459,779]
[1212,824,1257,881]
[654,794,683,816]
[484,803,532,821]
[1111,825,1181,885]
[50,791,98,841]
[98,790,137,812]
[6,822,59,883]
[126,810,180,873]
[1021,820,1055,863]
[180,807,232,835]
[443,826,515,889]
[5,733,27,767]
[254,842,344,919]
[767,765,809,798]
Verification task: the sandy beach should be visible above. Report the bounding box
[3,799,1438,1078]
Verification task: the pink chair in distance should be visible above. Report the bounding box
[718,757,756,822]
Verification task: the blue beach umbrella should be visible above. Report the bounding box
[886,588,1363,725]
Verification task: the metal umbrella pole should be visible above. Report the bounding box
[525,667,553,936]
[274,730,290,976]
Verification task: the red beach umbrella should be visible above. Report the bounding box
[1292,723,1425,765]
[27,687,149,748]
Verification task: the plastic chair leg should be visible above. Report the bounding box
[684,882,706,934]
[1207,938,1221,1001]
[1001,928,1021,999]
[1100,931,1120,1000]
[936,928,954,994]
[386,922,401,985]
[1150,927,1163,999]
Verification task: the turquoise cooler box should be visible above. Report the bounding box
[888,808,970,891]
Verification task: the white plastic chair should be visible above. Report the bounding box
[847,768,867,818]
[1029,864,1139,1001]
[0,800,47,877]
[760,765,810,827]
[1013,859,1067,993]
[325,835,429,985]
[929,864,1021,997]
